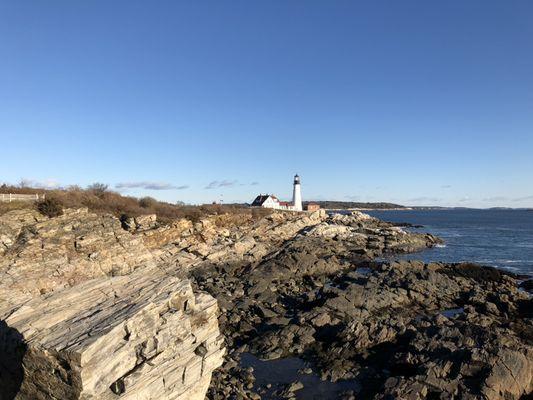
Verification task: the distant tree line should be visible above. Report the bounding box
[303,201,406,210]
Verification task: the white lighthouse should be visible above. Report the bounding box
[292,174,302,211]
[251,174,305,212]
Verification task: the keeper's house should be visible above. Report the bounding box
[251,194,295,210]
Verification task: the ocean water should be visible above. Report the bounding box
[364,209,533,277]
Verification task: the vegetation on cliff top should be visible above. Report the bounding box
[36,198,64,218]
[0,184,271,223]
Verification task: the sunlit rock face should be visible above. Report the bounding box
[0,208,157,312]
[0,208,224,400]
[1,271,224,399]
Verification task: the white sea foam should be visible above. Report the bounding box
[442,233,463,238]
[499,266,521,272]
[434,244,447,248]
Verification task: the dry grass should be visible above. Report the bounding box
[0,200,33,215]
[0,185,272,224]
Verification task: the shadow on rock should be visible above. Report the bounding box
[0,320,26,400]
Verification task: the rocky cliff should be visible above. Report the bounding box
[1,272,223,400]
[0,208,156,314]
[0,207,337,399]
[0,208,224,400]
[3,206,526,400]
[185,212,531,400]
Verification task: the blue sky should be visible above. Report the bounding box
[1,1,532,207]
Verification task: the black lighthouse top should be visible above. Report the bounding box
[294,174,300,184]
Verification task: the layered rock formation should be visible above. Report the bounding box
[4,205,523,400]
[0,208,224,400]
[0,208,46,255]
[141,209,440,272]
[0,207,338,399]
[141,209,330,267]
[1,272,223,399]
[0,208,156,313]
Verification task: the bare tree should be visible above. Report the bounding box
[18,178,32,188]
[87,182,108,196]
[139,196,157,208]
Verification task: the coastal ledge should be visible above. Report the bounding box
[0,269,225,400]
[201,255,533,400]
[0,206,530,399]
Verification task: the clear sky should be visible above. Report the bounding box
[1,1,532,207]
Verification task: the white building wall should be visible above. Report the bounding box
[261,196,280,209]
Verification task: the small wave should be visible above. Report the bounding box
[439,233,463,238]
[434,244,447,248]
[498,266,522,272]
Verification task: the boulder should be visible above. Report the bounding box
[134,214,157,230]
[121,216,136,232]
[309,222,354,239]
[0,209,225,400]
[0,209,46,254]
[482,348,533,400]
[234,237,256,255]
[0,269,225,400]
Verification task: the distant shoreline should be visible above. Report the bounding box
[326,207,411,211]
[307,201,531,211]
[322,206,533,212]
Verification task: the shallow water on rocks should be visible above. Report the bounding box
[414,307,465,322]
[440,307,465,318]
[355,267,372,276]
[240,353,360,399]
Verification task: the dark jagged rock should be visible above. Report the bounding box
[190,212,531,400]
[3,206,529,399]
[390,221,425,228]
[519,279,533,293]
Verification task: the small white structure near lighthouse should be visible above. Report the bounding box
[251,174,303,211]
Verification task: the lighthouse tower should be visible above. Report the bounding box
[292,174,303,211]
